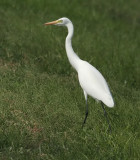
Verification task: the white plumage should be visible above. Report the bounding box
[45,17,114,128]
[78,60,114,107]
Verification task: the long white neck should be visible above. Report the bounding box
[65,22,81,71]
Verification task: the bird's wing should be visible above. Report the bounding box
[78,61,114,107]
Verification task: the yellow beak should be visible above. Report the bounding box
[44,20,59,26]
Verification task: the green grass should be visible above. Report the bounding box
[0,0,140,159]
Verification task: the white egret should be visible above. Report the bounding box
[44,17,114,130]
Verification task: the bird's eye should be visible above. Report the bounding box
[58,20,63,23]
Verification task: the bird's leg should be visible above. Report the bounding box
[82,99,88,128]
[101,102,111,132]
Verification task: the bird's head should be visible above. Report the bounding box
[44,17,71,27]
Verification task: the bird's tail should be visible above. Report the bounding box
[102,94,114,108]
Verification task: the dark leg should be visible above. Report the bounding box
[101,102,111,132]
[82,99,88,128]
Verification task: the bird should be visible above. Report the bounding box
[44,17,114,130]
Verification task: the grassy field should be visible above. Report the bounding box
[0,0,140,159]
